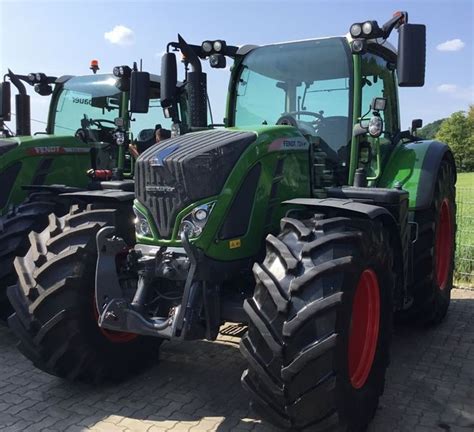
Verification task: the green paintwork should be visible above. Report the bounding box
[348,53,362,185]
[377,140,433,209]
[0,135,92,215]
[134,125,311,260]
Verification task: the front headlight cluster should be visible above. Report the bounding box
[134,208,152,237]
[178,202,215,239]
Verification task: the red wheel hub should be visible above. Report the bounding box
[435,199,453,290]
[348,269,380,389]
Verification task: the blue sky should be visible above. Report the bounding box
[1,0,472,133]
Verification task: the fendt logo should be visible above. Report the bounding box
[27,147,90,156]
[268,137,309,152]
[146,185,176,194]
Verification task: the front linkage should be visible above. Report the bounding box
[96,227,220,341]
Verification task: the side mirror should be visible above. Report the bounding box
[0,82,11,121]
[161,53,177,108]
[411,118,423,132]
[397,24,426,87]
[130,71,150,114]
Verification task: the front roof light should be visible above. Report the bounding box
[202,41,213,53]
[362,21,373,35]
[213,40,223,52]
[350,23,362,38]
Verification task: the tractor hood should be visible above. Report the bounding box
[135,129,257,238]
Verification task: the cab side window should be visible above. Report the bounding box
[361,53,399,144]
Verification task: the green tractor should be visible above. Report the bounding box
[9,12,456,431]
[0,66,185,319]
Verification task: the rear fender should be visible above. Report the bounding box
[378,140,456,210]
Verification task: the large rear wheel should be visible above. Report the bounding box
[400,159,456,325]
[7,204,159,382]
[241,214,394,431]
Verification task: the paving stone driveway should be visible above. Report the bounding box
[0,288,473,432]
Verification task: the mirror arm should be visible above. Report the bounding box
[381,11,408,38]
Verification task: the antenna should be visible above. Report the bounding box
[140,59,143,71]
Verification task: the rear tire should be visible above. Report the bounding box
[7,204,159,382]
[400,159,456,325]
[241,214,394,431]
[0,192,68,321]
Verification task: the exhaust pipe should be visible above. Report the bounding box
[7,70,31,136]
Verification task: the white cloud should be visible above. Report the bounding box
[436,84,474,102]
[437,84,458,93]
[436,39,465,52]
[104,25,135,46]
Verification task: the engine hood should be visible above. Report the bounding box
[135,129,257,238]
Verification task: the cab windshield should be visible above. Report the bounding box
[53,74,174,137]
[53,75,120,135]
[233,37,352,159]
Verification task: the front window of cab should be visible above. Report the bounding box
[53,74,174,137]
[53,75,120,135]
[233,38,352,165]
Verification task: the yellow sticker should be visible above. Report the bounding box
[229,239,241,249]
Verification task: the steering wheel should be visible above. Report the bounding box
[287,110,324,120]
[89,118,116,128]
[277,111,325,134]
[75,116,116,144]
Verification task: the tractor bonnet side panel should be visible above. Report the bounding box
[0,135,91,215]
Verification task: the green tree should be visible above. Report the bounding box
[418,119,445,140]
[436,106,474,172]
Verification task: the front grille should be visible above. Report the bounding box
[136,129,256,238]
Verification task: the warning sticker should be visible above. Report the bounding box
[229,239,241,249]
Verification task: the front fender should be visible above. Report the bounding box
[377,140,456,210]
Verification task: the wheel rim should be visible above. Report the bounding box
[348,269,380,389]
[435,198,453,290]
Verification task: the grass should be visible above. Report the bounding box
[457,172,474,188]
[455,172,474,286]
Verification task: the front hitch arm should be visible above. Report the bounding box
[95,226,177,339]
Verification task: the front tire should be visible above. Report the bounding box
[0,192,68,320]
[7,204,159,382]
[241,214,394,431]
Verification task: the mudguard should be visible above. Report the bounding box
[283,197,407,308]
[377,140,455,211]
[61,189,134,203]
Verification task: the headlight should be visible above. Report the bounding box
[178,202,215,239]
[171,122,181,137]
[202,41,213,53]
[368,115,383,138]
[134,208,152,237]
[213,40,223,52]
[114,131,125,145]
[350,23,362,38]
[362,21,373,36]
